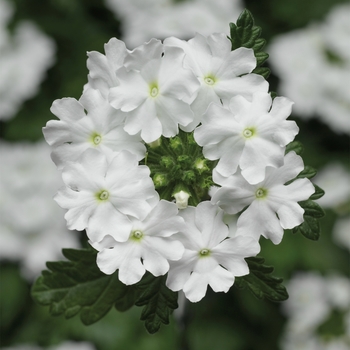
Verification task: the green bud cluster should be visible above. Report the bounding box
[143,130,216,206]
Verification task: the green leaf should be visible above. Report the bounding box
[293,200,325,240]
[235,257,288,302]
[31,248,128,325]
[228,9,270,78]
[310,184,325,200]
[285,141,304,155]
[297,165,317,179]
[134,273,178,334]
[32,248,178,333]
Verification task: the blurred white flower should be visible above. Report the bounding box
[282,272,330,332]
[268,3,350,135]
[326,274,350,311]
[280,272,350,350]
[2,341,96,350]
[313,163,350,210]
[0,0,55,120]
[333,216,350,251]
[0,141,79,280]
[105,0,243,48]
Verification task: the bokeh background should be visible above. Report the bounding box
[0,0,349,349]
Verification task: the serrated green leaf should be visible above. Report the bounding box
[285,141,304,155]
[293,200,325,240]
[310,184,325,200]
[255,52,269,66]
[31,248,128,325]
[134,273,178,334]
[252,67,270,79]
[114,286,138,312]
[297,165,317,179]
[228,9,269,78]
[235,257,288,302]
[254,38,267,52]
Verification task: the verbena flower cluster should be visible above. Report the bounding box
[44,32,315,302]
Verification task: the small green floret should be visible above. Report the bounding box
[153,173,169,187]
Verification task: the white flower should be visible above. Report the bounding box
[93,200,185,285]
[165,33,268,129]
[109,45,200,142]
[166,201,260,302]
[211,152,315,244]
[43,87,145,169]
[195,91,298,182]
[86,37,163,97]
[55,148,157,243]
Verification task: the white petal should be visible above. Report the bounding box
[109,67,148,112]
[50,97,85,122]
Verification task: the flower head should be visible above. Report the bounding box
[195,91,298,183]
[93,200,185,285]
[55,148,157,243]
[166,201,260,302]
[109,45,200,143]
[43,88,146,169]
[211,151,315,244]
[164,32,268,129]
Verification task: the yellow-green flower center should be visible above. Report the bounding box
[199,248,210,257]
[255,187,268,199]
[90,132,102,145]
[96,190,109,201]
[149,82,159,98]
[243,127,256,139]
[204,75,216,86]
[130,230,144,241]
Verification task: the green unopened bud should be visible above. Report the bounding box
[169,136,183,150]
[153,173,168,187]
[194,158,209,173]
[160,156,174,168]
[182,170,195,182]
